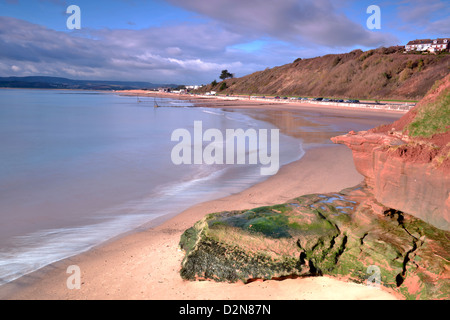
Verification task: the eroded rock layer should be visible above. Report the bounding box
[180,185,450,300]
[332,74,450,231]
[332,132,450,231]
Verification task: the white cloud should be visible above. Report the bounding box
[166,47,183,56]
[167,0,398,48]
[397,0,450,34]
[0,17,251,83]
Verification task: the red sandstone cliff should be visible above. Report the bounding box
[332,75,450,231]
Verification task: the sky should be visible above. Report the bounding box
[0,0,449,85]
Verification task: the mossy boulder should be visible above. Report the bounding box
[179,184,450,300]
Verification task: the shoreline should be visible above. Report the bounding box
[0,144,401,300]
[0,96,404,300]
[118,90,413,115]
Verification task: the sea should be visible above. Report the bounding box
[0,89,402,285]
[0,89,305,284]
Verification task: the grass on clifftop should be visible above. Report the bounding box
[408,86,450,138]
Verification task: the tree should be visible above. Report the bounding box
[219,82,227,91]
[211,80,218,87]
[220,70,233,81]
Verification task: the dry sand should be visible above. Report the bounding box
[0,95,406,300]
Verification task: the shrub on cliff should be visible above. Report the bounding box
[219,82,227,91]
[407,79,450,138]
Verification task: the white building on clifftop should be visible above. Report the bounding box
[405,38,449,53]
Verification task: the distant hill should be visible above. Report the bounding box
[0,76,179,91]
[201,46,450,101]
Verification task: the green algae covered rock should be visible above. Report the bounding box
[179,184,450,300]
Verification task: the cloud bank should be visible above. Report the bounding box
[167,0,397,47]
[0,17,252,83]
[3,0,446,84]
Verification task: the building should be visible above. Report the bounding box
[405,38,449,53]
[429,38,449,53]
[186,85,202,90]
[405,39,432,52]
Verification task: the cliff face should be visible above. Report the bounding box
[332,75,450,231]
[200,46,450,100]
[332,132,450,231]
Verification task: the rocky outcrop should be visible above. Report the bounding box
[179,185,450,299]
[331,132,450,231]
[332,75,450,231]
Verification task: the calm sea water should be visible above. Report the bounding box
[0,89,304,284]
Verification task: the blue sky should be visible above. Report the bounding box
[0,0,448,84]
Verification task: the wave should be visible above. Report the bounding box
[200,108,225,116]
[0,163,232,285]
[0,213,161,285]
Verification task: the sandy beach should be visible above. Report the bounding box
[0,95,406,300]
[121,90,413,115]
